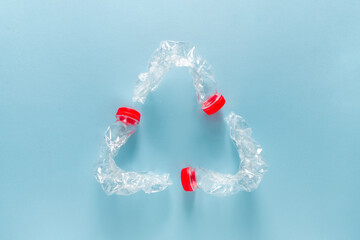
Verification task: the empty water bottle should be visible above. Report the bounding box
[181,112,267,196]
[133,40,225,115]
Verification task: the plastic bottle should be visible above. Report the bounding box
[180,112,267,196]
[132,40,225,115]
[94,107,172,195]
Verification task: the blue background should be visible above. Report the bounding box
[1,0,359,239]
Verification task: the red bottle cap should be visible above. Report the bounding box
[116,107,141,125]
[181,167,198,192]
[201,93,226,115]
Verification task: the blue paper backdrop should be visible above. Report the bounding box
[1,0,359,239]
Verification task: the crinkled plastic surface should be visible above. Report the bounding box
[95,41,266,196]
[94,121,172,195]
[194,112,267,196]
[133,40,217,104]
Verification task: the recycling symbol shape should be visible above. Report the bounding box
[94,41,267,196]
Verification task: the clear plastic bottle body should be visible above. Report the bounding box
[181,112,267,196]
[189,57,218,105]
[133,41,225,115]
[94,108,172,196]
[182,167,263,196]
[104,119,137,154]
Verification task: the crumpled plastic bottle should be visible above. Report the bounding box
[181,112,267,196]
[94,107,172,195]
[133,40,225,115]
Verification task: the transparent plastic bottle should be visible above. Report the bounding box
[133,40,226,115]
[180,112,267,196]
[95,107,172,195]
